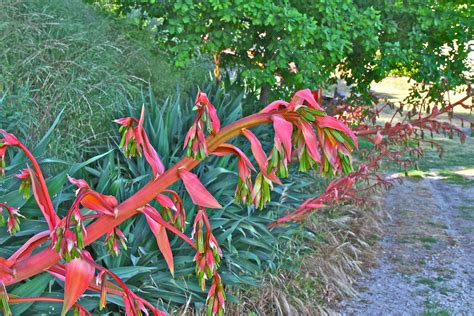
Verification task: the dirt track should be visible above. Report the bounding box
[339,176,474,315]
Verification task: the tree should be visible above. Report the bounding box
[99,0,472,101]
[106,0,381,100]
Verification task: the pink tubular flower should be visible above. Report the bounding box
[268,115,293,178]
[0,145,6,176]
[195,89,220,134]
[114,107,165,178]
[0,203,24,235]
[105,228,127,257]
[184,90,221,159]
[183,120,208,159]
[211,144,256,205]
[206,273,226,316]
[192,208,222,291]
[15,169,32,199]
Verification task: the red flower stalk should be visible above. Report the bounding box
[184,89,221,159]
[0,203,24,235]
[0,88,368,315]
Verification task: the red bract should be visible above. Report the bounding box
[29,166,59,230]
[68,176,118,217]
[136,107,165,178]
[144,206,174,275]
[315,115,358,148]
[260,100,290,113]
[178,168,222,209]
[62,251,95,316]
[241,128,280,184]
[290,88,324,111]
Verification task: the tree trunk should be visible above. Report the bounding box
[259,84,271,105]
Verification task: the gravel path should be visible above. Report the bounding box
[339,176,474,315]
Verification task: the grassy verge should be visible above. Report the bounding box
[0,0,208,160]
[224,194,385,315]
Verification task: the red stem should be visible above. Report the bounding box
[17,143,59,229]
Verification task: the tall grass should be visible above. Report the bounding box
[0,0,208,160]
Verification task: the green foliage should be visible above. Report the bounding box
[345,0,473,100]
[0,0,208,161]
[90,0,472,102]
[99,0,381,99]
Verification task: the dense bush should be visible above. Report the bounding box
[91,0,472,100]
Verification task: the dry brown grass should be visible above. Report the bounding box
[223,193,387,316]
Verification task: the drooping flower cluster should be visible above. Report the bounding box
[0,130,20,176]
[53,177,119,261]
[184,90,221,159]
[212,144,255,205]
[206,273,226,316]
[192,209,222,292]
[105,228,127,256]
[155,190,186,232]
[15,169,32,199]
[115,107,165,178]
[0,203,24,235]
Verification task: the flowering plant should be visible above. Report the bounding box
[0,88,358,315]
